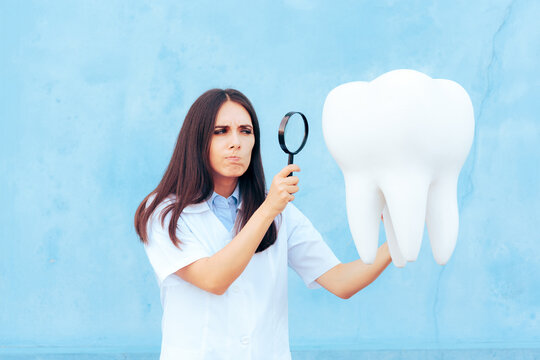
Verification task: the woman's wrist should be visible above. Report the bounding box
[380,242,392,265]
[258,200,279,221]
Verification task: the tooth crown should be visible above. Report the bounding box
[322,69,475,267]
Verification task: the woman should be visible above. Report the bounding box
[134,88,391,360]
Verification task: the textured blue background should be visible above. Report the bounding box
[1,0,539,358]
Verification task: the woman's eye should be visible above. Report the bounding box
[242,129,252,134]
[214,129,226,134]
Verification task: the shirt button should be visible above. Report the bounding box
[240,335,250,345]
[231,285,240,293]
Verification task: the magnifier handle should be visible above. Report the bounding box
[287,154,294,177]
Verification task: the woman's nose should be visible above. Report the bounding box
[229,133,241,149]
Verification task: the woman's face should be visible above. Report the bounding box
[209,101,255,184]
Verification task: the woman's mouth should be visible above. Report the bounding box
[226,156,241,162]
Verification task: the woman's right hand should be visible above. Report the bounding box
[262,164,300,217]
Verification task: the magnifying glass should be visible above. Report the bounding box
[278,111,309,176]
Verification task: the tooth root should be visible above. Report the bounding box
[382,206,407,267]
[380,176,429,261]
[426,176,459,265]
[344,175,384,264]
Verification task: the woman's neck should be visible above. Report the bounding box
[213,178,238,198]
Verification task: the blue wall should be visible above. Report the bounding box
[1,0,539,357]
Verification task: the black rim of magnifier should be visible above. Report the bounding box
[278,111,309,155]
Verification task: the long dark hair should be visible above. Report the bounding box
[134,88,277,253]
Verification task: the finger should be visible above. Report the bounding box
[278,164,301,178]
[288,185,299,194]
[283,176,299,185]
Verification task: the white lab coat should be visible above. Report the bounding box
[143,194,341,360]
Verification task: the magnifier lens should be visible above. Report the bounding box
[278,111,309,176]
[283,113,306,152]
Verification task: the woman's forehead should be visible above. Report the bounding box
[215,101,252,126]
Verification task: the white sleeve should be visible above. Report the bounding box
[286,203,342,289]
[144,206,211,286]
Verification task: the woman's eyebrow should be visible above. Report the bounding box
[214,124,253,128]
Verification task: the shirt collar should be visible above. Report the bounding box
[205,183,241,210]
[165,184,244,214]
[231,183,240,204]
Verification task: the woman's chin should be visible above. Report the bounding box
[217,168,247,179]
[230,170,247,178]
[225,165,247,176]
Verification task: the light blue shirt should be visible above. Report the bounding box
[206,183,240,232]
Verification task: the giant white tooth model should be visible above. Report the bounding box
[322,69,475,267]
